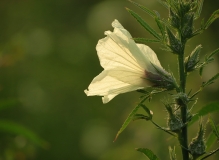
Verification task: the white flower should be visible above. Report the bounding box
[85,19,174,103]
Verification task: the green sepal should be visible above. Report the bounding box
[182,12,194,39]
[189,121,206,158]
[166,27,182,54]
[194,0,204,19]
[132,38,160,43]
[169,8,180,29]
[180,2,192,15]
[185,45,201,72]
[203,9,219,30]
[164,103,183,132]
[136,148,159,160]
[126,8,161,40]
[129,0,156,18]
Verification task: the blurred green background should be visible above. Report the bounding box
[0,0,219,160]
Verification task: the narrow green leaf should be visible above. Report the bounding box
[199,66,204,76]
[129,0,156,18]
[203,9,219,29]
[0,99,20,111]
[169,146,177,160]
[141,104,153,119]
[199,147,219,160]
[189,102,219,126]
[208,118,219,139]
[198,48,219,76]
[0,120,48,148]
[166,27,182,54]
[195,0,204,19]
[205,129,217,151]
[207,48,219,59]
[126,8,161,40]
[155,18,165,37]
[133,114,150,121]
[156,0,169,9]
[136,148,159,160]
[114,103,141,141]
[202,73,219,87]
[132,38,160,43]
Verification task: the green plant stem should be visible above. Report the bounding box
[178,50,189,160]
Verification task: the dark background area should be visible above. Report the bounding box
[0,0,219,159]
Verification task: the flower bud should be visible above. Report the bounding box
[189,123,206,158]
[169,9,180,29]
[185,45,201,72]
[145,64,176,90]
[181,2,192,15]
[166,28,183,54]
[174,92,189,106]
[165,104,183,132]
[182,13,194,38]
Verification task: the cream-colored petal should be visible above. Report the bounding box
[136,44,170,75]
[96,19,151,72]
[102,94,117,104]
[137,44,162,68]
[84,69,147,103]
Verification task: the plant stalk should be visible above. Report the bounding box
[178,51,189,160]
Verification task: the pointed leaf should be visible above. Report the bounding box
[199,66,204,76]
[133,114,150,121]
[126,8,161,40]
[155,18,165,37]
[198,48,219,76]
[141,104,153,119]
[133,38,160,43]
[0,120,48,148]
[114,103,141,141]
[136,148,159,160]
[194,0,204,19]
[206,124,219,151]
[199,147,219,160]
[202,73,219,87]
[207,48,219,59]
[129,0,156,18]
[156,0,169,9]
[189,102,219,126]
[208,118,219,139]
[203,9,219,29]
[169,146,177,160]
[205,130,217,151]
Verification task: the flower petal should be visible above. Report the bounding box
[84,68,147,103]
[136,44,162,68]
[96,19,150,72]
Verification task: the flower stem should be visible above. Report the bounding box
[178,49,189,160]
